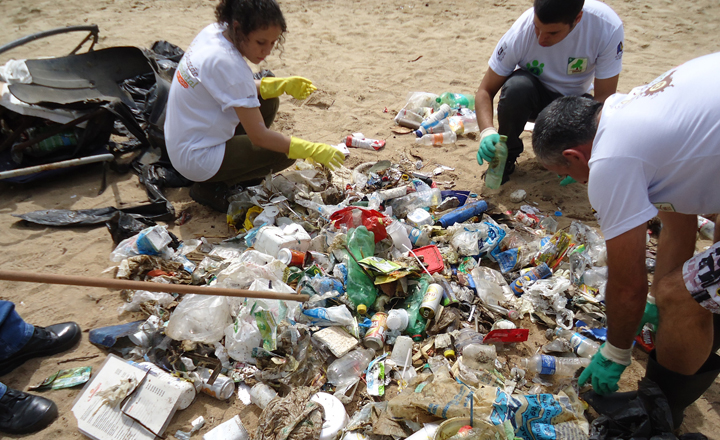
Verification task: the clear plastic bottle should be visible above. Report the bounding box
[436,93,475,110]
[326,348,375,387]
[555,328,599,358]
[453,328,485,355]
[419,104,452,131]
[521,354,590,376]
[415,120,450,137]
[448,115,479,135]
[414,131,457,147]
[484,135,508,189]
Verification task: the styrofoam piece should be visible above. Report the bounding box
[311,392,349,440]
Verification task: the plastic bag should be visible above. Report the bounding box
[117,290,174,314]
[522,278,574,329]
[330,207,388,243]
[165,294,232,343]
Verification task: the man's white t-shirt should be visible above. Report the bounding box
[164,23,260,182]
[488,0,624,96]
[588,52,720,240]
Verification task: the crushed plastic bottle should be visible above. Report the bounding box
[521,354,590,376]
[555,328,599,358]
[326,348,375,387]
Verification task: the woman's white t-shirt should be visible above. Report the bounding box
[165,23,260,182]
[488,0,624,96]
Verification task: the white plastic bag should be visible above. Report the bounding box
[225,318,262,364]
[166,294,232,344]
[117,290,175,315]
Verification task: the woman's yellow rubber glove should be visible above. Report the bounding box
[288,137,345,170]
[260,77,317,100]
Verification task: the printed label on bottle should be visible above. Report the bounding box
[569,333,587,354]
[540,355,556,375]
[432,133,442,145]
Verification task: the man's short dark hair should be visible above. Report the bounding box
[534,0,584,25]
[532,96,603,166]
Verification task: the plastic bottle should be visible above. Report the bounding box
[555,328,600,358]
[698,216,715,240]
[345,136,386,151]
[448,114,480,135]
[414,120,450,137]
[484,135,508,189]
[438,200,489,228]
[419,104,452,131]
[326,348,375,387]
[414,131,457,147]
[436,92,475,110]
[404,224,431,247]
[453,328,485,355]
[346,227,378,314]
[386,221,412,253]
[404,276,430,340]
[510,262,553,296]
[521,354,590,376]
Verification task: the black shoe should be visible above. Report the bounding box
[0,322,81,377]
[189,182,230,213]
[0,388,58,434]
[501,159,517,185]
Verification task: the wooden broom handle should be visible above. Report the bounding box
[0,270,309,302]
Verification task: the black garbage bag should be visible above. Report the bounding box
[135,161,193,218]
[589,380,708,440]
[105,211,156,245]
[13,201,174,226]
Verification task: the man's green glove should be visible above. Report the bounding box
[477,127,500,166]
[260,76,317,100]
[578,342,632,395]
[636,296,658,335]
[559,176,577,186]
[288,137,344,170]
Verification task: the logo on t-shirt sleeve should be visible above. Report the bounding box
[567,57,588,75]
[496,43,507,62]
[176,61,199,89]
[615,41,624,60]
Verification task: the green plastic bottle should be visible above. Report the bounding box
[484,135,508,189]
[404,274,431,340]
[345,226,378,314]
[436,92,475,110]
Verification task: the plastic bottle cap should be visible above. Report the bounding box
[357,304,367,315]
[444,349,456,359]
[412,334,423,342]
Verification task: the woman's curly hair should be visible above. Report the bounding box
[215,0,287,51]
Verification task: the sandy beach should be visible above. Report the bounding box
[1,0,720,438]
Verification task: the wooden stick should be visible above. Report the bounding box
[0,270,309,302]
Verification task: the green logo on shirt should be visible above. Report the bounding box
[567,57,588,75]
[526,60,545,76]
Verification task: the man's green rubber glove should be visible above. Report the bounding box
[288,137,344,170]
[578,342,632,395]
[260,76,317,100]
[636,296,659,335]
[477,127,500,166]
[559,176,577,186]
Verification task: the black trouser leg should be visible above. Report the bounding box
[496,70,563,174]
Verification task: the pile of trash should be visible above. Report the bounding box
[54,92,707,440]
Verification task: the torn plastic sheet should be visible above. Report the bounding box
[136,162,193,218]
[13,201,174,226]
